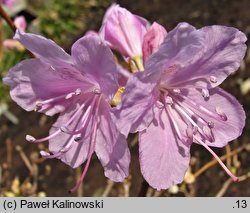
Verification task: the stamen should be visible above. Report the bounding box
[173,88,181,94]
[93,88,101,95]
[202,126,214,142]
[208,121,214,128]
[165,96,173,105]
[215,107,228,121]
[156,101,164,109]
[59,105,92,135]
[201,89,209,98]
[35,88,82,111]
[165,106,183,140]
[210,76,217,83]
[69,120,98,193]
[175,94,227,122]
[65,88,82,99]
[27,97,93,143]
[193,126,198,135]
[194,136,239,182]
[186,127,193,138]
[26,135,36,142]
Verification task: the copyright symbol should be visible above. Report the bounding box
[3,200,17,210]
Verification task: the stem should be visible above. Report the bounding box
[137,179,149,196]
[0,5,34,58]
[0,5,16,32]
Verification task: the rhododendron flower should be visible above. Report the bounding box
[115,22,247,190]
[3,30,130,192]
[3,16,27,50]
[99,3,149,59]
[142,22,167,63]
[3,0,16,8]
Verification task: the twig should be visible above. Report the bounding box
[5,138,12,167]
[102,180,115,197]
[225,144,232,168]
[194,145,248,178]
[76,167,83,197]
[16,145,33,174]
[130,134,138,147]
[216,172,250,197]
[216,178,233,197]
[0,16,3,62]
[0,5,16,32]
[138,179,149,197]
[0,5,34,58]
[123,177,131,197]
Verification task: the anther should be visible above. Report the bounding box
[210,76,217,83]
[156,101,164,109]
[26,135,36,142]
[34,102,43,111]
[60,126,68,133]
[215,106,228,121]
[193,126,198,135]
[93,88,101,95]
[173,88,181,94]
[201,89,209,98]
[165,96,173,105]
[40,150,50,157]
[186,127,193,138]
[208,121,214,128]
[74,88,81,95]
[74,136,82,142]
[203,126,214,142]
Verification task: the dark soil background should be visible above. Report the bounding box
[0,0,250,196]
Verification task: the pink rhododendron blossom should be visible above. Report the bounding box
[142,22,167,63]
[3,30,130,192]
[3,0,16,8]
[3,16,27,50]
[115,22,247,190]
[99,3,149,58]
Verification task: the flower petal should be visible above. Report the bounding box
[145,22,201,79]
[114,72,157,136]
[95,100,130,182]
[142,22,167,63]
[3,58,90,115]
[71,35,119,99]
[14,30,72,64]
[139,107,191,190]
[99,3,149,58]
[48,97,93,168]
[177,87,246,147]
[150,24,247,89]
